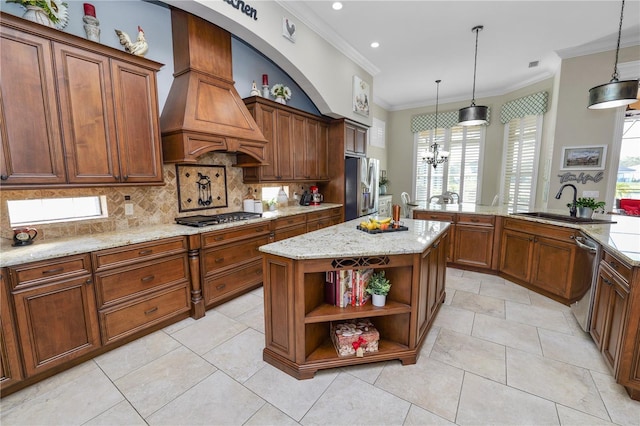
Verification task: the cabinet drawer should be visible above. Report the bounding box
[503,218,576,242]
[202,235,270,275]
[9,254,92,289]
[275,223,307,241]
[201,223,270,248]
[93,237,187,271]
[273,214,306,230]
[203,261,263,305]
[602,252,632,283]
[95,254,189,307]
[457,214,494,226]
[100,284,190,344]
[414,211,456,222]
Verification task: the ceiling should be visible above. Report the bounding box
[281,1,640,111]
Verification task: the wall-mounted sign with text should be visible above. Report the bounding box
[223,0,258,21]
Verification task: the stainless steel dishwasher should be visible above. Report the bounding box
[570,232,601,332]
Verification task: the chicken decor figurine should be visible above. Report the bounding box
[114,26,148,57]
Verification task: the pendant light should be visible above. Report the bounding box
[459,25,488,126]
[588,0,639,109]
[423,80,449,169]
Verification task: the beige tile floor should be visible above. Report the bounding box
[2,268,640,425]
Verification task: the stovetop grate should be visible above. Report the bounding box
[175,212,262,227]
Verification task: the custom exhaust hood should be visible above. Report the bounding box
[160,8,268,164]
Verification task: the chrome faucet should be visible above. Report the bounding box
[555,184,577,217]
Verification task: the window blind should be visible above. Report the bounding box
[501,115,541,211]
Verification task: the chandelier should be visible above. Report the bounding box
[423,80,449,169]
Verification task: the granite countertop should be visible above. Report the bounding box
[0,204,342,268]
[259,218,450,260]
[414,203,640,265]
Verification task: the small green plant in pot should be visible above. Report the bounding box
[366,271,391,307]
[568,197,606,219]
[379,176,390,195]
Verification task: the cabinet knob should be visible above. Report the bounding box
[609,261,618,269]
[602,277,612,286]
[123,175,129,181]
[86,278,93,285]
[0,174,8,180]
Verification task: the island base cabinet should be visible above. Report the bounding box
[262,246,446,379]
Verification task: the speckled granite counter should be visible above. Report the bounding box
[259,218,450,260]
[414,203,640,265]
[0,204,342,268]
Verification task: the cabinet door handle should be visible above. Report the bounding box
[138,249,153,256]
[123,175,129,181]
[144,306,158,315]
[141,275,155,283]
[0,174,8,180]
[470,218,479,222]
[433,242,440,248]
[215,257,225,263]
[216,284,226,291]
[214,236,224,241]
[86,278,93,285]
[42,267,64,275]
[609,261,618,270]
[256,269,262,275]
[602,277,612,286]
[255,228,264,232]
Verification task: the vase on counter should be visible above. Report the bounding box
[379,185,387,195]
[22,5,55,28]
[275,95,286,105]
[577,207,594,219]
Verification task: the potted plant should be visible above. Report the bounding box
[379,176,389,195]
[568,197,606,219]
[366,271,391,307]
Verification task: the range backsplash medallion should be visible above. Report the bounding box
[0,153,275,242]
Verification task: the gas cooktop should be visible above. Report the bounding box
[175,212,262,227]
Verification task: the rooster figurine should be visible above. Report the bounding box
[114,26,148,57]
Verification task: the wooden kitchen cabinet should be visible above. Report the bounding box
[201,222,270,307]
[272,214,307,242]
[454,214,494,269]
[0,12,163,188]
[344,120,367,157]
[418,232,449,338]
[413,211,456,262]
[0,21,66,185]
[92,237,191,344]
[591,262,629,373]
[499,218,580,303]
[1,269,23,393]
[306,207,342,232]
[7,254,100,377]
[55,43,163,184]
[239,97,330,183]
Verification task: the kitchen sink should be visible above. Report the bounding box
[512,212,616,224]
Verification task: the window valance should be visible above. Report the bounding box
[500,91,548,124]
[411,108,491,133]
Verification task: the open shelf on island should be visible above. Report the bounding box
[304,300,412,323]
[305,337,410,363]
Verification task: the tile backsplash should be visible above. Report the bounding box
[0,153,294,242]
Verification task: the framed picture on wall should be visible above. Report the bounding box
[559,145,607,170]
[353,75,370,117]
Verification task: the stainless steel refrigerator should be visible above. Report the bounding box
[345,157,380,221]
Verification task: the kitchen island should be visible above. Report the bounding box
[259,218,450,379]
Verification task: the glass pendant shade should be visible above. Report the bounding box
[587,0,640,110]
[458,104,488,126]
[588,79,639,109]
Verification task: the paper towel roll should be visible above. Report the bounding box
[243,199,254,212]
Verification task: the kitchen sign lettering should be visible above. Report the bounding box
[557,171,604,184]
[223,0,258,20]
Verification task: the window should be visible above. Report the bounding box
[414,126,483,204]
[615,114,640,200]
[7,196,107,227]
[500,115,542,211]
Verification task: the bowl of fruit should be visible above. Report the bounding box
[357,216,398,233]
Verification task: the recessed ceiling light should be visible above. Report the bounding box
[370,41,380,48]
[332,2,343,11]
